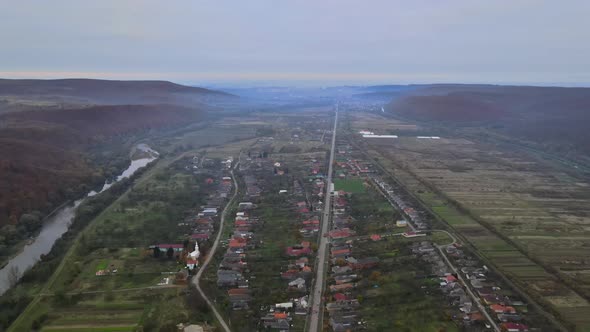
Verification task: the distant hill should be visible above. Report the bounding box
[0,79,229,227]
[0,78,235,113]
[386,84,590,156]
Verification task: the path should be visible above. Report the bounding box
[308,105,338,332]
[192,160,240,332]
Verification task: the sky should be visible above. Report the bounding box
[1,1,589,86]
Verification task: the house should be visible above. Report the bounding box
[329,228,355,239]
[295,257,309,268]
[201,208,218,216]
[334,274,357,284]
[333,293,350,301]
[289,277,307,291]
[191,233,210,241]
[326,299,359,312]
[217,270,243,287]
[490,304,516,314]
[276,302,294,309]
[370,234,381,241]
[396,220,408,227]
[329,316,358,332]
[228,288,250,296]
[331,248,351,258]
[238,202,254,210]
[286,241,312,257]
[482,294,504,305]
[229,237,248,250]
[329,283,354,292]
[498,313,523,322]
[501,322,529,332]
[332,265,352,274]
[186,259,198,270]
[444,274,458,283]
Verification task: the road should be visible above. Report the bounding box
[192,161,240,332]
[436,244,500,332]
[308,105,338,332]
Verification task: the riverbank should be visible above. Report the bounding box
[0,153,157,330]
[0,199,73,271]
[6,151,223,331]
[0,147,158,295]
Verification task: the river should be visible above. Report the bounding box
[0,145,158,295]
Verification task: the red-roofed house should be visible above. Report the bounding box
[191,233,210,240]
[445,275,457,283]
[186,259,198,269]
[490,304,516,314]
[286,246,312,257]
[370,234,381,241]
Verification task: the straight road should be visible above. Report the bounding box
[436,246,500,332]
[192,161,240,332]
[308,105,338,332]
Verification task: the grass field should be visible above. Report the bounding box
[333,178,366,193]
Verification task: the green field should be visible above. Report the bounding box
[333,178,366,193]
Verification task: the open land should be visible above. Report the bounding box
[346,110,590,331]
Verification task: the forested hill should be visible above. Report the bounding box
[385,85,590,157]
[0,79,229,241]
[0,78,233,112]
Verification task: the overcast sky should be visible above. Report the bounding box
[1,1,589,86]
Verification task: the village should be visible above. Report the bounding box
[156,116,544,331]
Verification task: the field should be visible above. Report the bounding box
[348,111,590,330]
[333,178,366,193]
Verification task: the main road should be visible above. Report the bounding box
[192,160,240,332]
[308,104,338,332]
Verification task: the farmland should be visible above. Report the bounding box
[347,110,590,330]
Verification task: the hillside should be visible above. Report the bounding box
[387,85,590,156]
[0,78,234,113]
[0,103,206,227]
[0,79,230,228]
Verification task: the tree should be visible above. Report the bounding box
[166,247,174,259]
[19,213,41,232]
[369,271,382,282]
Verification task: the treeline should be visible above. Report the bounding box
[0,162,151,330]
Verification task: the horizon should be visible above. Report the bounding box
[1,75,589,89]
